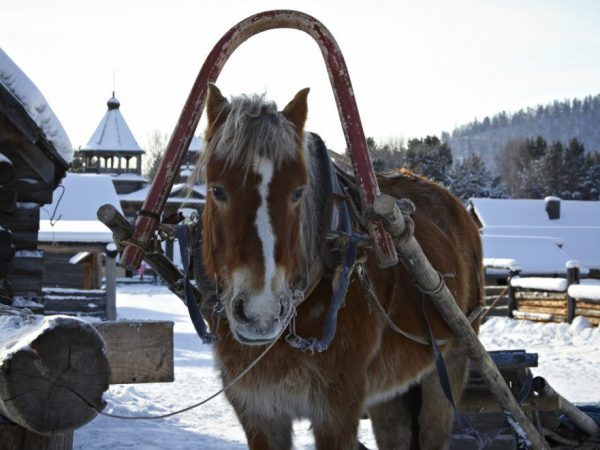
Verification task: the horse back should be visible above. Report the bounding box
[377,169,484,325]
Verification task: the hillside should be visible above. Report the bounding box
[445,94,600,168]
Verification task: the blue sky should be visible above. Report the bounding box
[3,0,599,153]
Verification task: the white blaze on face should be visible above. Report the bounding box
[251,157,277,304]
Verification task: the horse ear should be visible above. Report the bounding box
[206,83,229,136]
[282,88,310,134]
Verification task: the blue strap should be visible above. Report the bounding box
[176,223,218,344]
[419,292,498,447]
[286,232,361,353]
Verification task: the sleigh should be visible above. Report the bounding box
[98,10,599,449]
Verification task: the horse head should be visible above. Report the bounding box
[201,83,316,345]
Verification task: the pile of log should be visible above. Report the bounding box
[513,290,568,324]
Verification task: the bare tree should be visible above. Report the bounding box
[143,130,170,181]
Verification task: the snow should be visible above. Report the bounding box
[471,198,600,271]
[568,280,600,301]
[73,284,600,449]
[0,48,73,163]
[510,276,568,292]
[39,173,123,244]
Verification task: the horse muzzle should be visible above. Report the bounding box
[227,291,294,345]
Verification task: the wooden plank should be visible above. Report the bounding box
[513,310,566,323]
[575,308,600,318]
[8,253,45,276]
[578,300,600,308]
[515,291,567,301]
[94,321,174,384]
[517,299,567,308]
[518,305,568,315]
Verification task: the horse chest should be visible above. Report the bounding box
[227,366,315,418]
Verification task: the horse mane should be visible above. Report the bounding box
[196,92,322,275]
[200,93,298,170]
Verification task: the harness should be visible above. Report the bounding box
[179,133,481,355]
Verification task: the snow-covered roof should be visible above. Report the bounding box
[188,136,203,152]
[120,183,206,203]
[470,198,600,227]
[482,235,581,275]
[471,198,600,270]
[39,173,123,244]
[0,48,73,163]
[81,94,143,153]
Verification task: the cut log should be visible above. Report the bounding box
[0,308,109,435]
[0,417,73,450]
[94,320,174,384]
[0,259,8,278]
[15,178,54,204]
[0,187,17,214]
[0,206,40,232]
[0,226,16,262]
[0,152,16,186]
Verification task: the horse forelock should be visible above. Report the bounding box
[201,93,298,172]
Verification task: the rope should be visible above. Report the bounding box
[96,332,281,420]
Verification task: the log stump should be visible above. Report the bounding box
[0,308,110,435]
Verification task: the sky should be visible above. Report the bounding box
[3,0,600,154]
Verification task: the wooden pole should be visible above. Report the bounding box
[0,306,109,435]
[105,243,117,321]
[537,377,600,438]
[373,195,548,449]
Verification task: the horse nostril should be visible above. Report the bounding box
[233,295,250,323]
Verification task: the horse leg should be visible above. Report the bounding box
[226,396,293,450]
[418,340,469,450]
[311,383,365,450]
[367,387,420,450]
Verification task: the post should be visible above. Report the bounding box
[565,261,580,324]
[105,243,118,321]
[507,268,520,318]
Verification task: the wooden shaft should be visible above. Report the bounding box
[0,309,109,435]
[541,379,600,438]
[97,204,200,303]
[388,207,548,448]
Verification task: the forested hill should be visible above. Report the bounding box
[444,93,600,167]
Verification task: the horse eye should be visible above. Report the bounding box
[211,185,227,203]
[291,187,304,203]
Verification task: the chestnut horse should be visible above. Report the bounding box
[198,83,483,449]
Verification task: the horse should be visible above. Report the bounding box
[197,83,484,450]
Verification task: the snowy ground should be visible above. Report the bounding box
[74,284,600,449]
